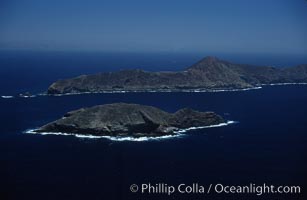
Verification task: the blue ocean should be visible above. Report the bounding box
[0,51,307,200]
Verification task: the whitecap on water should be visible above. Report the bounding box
[1,96,14,99]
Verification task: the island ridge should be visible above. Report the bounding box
[47,56,307,94]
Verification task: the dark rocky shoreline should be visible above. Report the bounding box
[34,103,225,137]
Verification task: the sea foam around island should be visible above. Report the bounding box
[25,121,236,142]
[3,83,307,99]
[261,82,307,86]
[36,86,264,97]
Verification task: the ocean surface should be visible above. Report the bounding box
[0,51,307,200]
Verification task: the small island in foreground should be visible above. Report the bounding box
[47,56,307,94]
[33,103,225,137]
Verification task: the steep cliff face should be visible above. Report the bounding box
[47,56,307,94]
[34,103,225,137]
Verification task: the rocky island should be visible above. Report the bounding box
[33,103,225,137]
[47,56,307,94]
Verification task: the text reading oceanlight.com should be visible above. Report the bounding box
[130,183,301,196]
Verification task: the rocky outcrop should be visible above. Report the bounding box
[34,103,225,137]
[47,56,307,94]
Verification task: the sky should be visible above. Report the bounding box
[0,0,306,55]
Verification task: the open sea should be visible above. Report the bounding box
[0,51,307,200]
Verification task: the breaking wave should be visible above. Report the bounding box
[24,121,236,142]
[174,120,236,133]
[1,96,14,99]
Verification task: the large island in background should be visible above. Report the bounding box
[47,56,307,94]
[33,103,225,137]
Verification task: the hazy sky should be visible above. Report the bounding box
[0,0,306,54]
